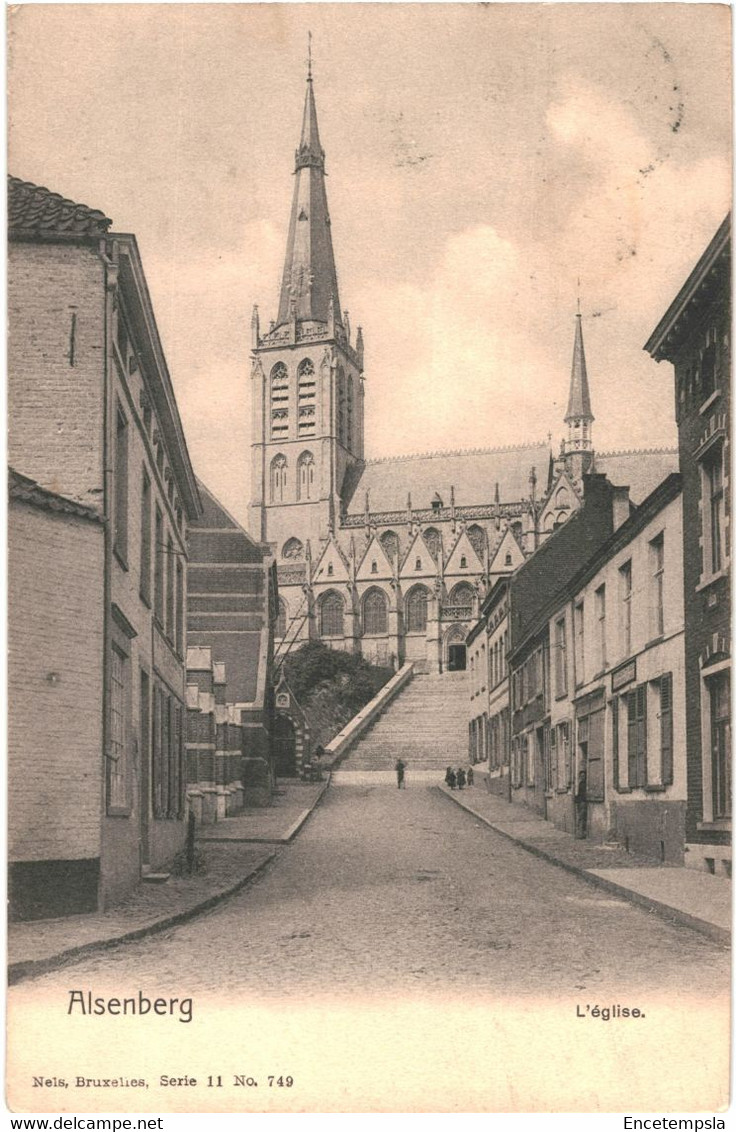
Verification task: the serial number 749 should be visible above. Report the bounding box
[269,1076,294,1088]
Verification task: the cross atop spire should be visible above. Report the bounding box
[275,66,342,327]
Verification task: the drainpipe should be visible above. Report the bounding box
[98,238,119,909]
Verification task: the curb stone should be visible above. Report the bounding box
[437,786,730,948]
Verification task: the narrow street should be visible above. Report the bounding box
[9,782,730,1113]
[22,783,728,999]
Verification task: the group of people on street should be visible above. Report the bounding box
[445,765,474,790]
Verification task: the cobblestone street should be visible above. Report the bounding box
[22,784,728,1000]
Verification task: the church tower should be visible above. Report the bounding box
[562,309,595,480]
[249,62,364,561]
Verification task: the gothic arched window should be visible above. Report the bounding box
[449,582,474,607]
[424,527,441,561]
[556,486,570,510]
[319,591,344,638]
[337,366,346,446]
[282,537,304,561]
[270,364,289,440]
[363,588,388,636]
[405,586,429,634]
[467,524,485,559]
[297,451,315,501]
[270,454,287,502]
[298,359,316,437]
[276,598,288,639]
[380,530,399,562]
[346,374,354,449]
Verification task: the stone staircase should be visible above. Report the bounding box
[340,672,468,772]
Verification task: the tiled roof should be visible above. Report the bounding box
[595,449,679,507]
[343,442,550,514]
[8,176,112,238]
[8,467,102,522]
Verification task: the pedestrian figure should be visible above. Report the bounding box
[396,758,406,789]
[447,768,457,790]
[456,767,466,790]
[467,766,474,787]
[575,763,588,839]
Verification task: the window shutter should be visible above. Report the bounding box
[627,690,638,788]
[637,685,648,788]
[660,673,673,785]
[550,728,558,789]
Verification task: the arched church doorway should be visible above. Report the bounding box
[273,715,297,777]
[445,624,468,672]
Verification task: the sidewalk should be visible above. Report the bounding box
[8,779,329,984]
[438,783,731,946]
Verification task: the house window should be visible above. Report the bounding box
[140,468,151,605]
[107,644,128,811]
[574,601,585,685]
[701,341,716,401]
[363,589,388,636]
[557,721,571,790]
[166,535,174,640]
[650,533,664,639]
[619,560,632,657]
[154,506,164,623]
[702,445,725,576]
[114,405,129,562]
[320,591,344,637]
[406,586,428,633]
[175,559,183,656]
[595,584,606,672]
[709,671,731,819]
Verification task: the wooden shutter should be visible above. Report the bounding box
[660,674,673,785]
[550,728,558,789]
[612,698,620,791]
[627,685,647,788]
[587,709,605,801]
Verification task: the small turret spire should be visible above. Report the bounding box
[563,306,595,475]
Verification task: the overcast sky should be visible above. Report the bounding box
[8,4,731,527]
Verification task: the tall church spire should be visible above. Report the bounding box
[276,63,342,328]
[563,310,594,476]
[565,312,594,425]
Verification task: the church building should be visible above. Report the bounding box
[249,68,677,676]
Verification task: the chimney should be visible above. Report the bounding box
[612,486,631,531]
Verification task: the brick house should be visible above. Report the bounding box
[186,481,277,806]
[645,216,731,874]
[507,474,631,814]
[8,177,201,916]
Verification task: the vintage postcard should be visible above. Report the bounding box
[6,2,732,1116]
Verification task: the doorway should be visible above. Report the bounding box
[273,715,297,777]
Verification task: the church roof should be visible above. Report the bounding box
[565,313,594,422]
[595,448,679,506]
[8,175,112,238]
[275,74,342,328]
[343,442,549,514]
